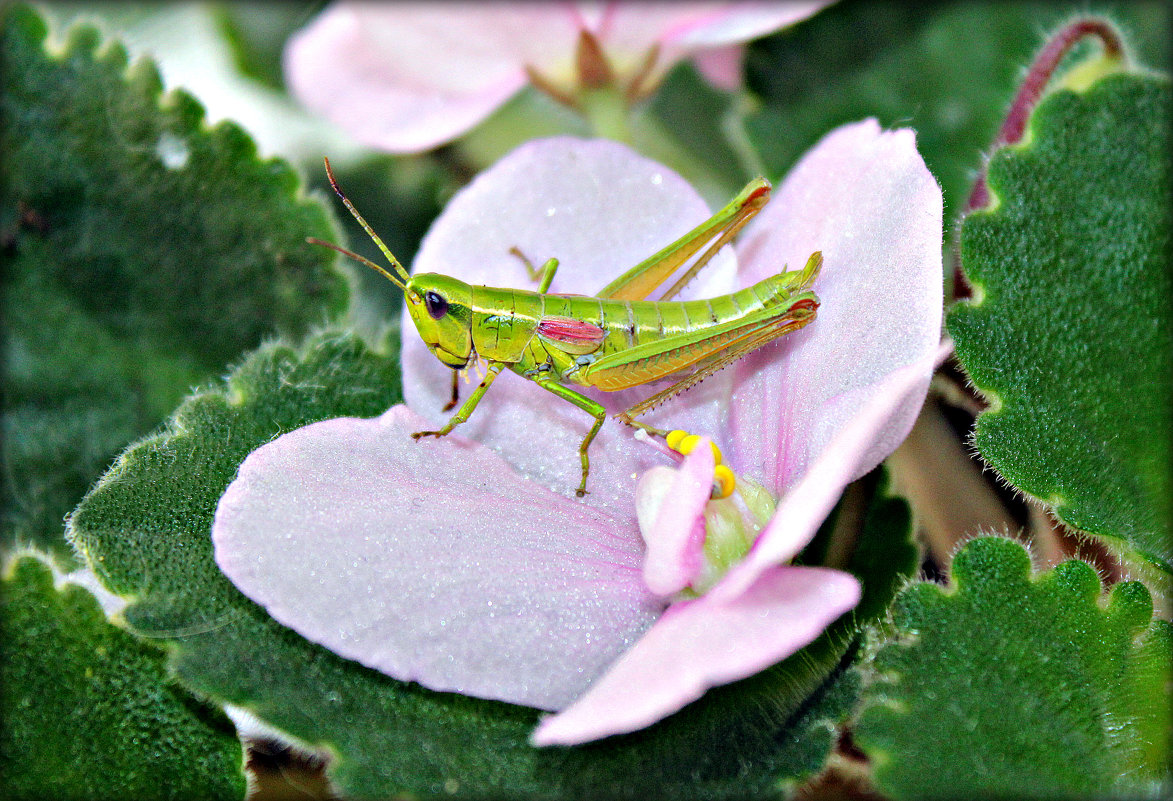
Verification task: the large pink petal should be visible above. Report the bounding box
[212,405,663,711]
[405,138,738,520]
[530,563,860,745]
[717,351,940,600]
[728,119,943,492]
[529,338,933,745]
[285,3,582,152]
[593,2,829,83]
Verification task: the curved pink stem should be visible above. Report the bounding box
[952,18,1126,299]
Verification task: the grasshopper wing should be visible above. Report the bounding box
[537,317,607,355]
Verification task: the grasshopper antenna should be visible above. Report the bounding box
[306,236,408,292]
[319,156,413,291]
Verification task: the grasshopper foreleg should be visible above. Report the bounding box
[442,369,460,412]
[413,361,505,440]
[533,378,606,497]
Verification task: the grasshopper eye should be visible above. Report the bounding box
[425,290,448,319]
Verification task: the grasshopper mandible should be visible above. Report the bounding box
[313,158,821,497]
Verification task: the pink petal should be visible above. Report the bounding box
[596,2,830,82]
[285,3,582,152]
[728,119,943,492]
[690,44,746,91]
[212,406,663,711]
[635,443,714,596]
[404,138,738,519]
[717,351,940,600]
[531,564,860,745]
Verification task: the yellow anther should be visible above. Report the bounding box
[712,465,736,499]
[666,429,689,451]
[666,429,724,465]
[679,434,723,465]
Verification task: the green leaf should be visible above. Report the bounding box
[948,72,1172,572]
[1,3,347,557]
[66,327,884,798]
[854,537,1172,799]
[741,1,1169,235]
[0,554,245,800]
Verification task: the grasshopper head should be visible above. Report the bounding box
[404,274,475,368]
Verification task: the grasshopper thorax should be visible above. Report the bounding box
[404,273,476,369]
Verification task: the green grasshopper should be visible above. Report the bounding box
[314,158,821,497]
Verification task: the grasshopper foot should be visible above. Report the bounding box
[411,430,447,440]
[616,414,668,439]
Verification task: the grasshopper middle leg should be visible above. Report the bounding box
[533,377,606,497]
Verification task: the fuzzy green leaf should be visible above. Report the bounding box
[0,3,347,557]
[64,326,914,798]
[948,72,1172,571]
[854,537,1172,799]
[0,555,245,800]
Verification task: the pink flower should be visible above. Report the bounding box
[285,2,831,153]
[212,126,942,745]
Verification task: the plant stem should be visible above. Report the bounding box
[953,17,1127,300]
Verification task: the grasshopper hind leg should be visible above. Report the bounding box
[616,417,670,440]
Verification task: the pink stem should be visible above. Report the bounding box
[952,18,1125,299]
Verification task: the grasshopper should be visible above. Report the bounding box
[313,158,821,497]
